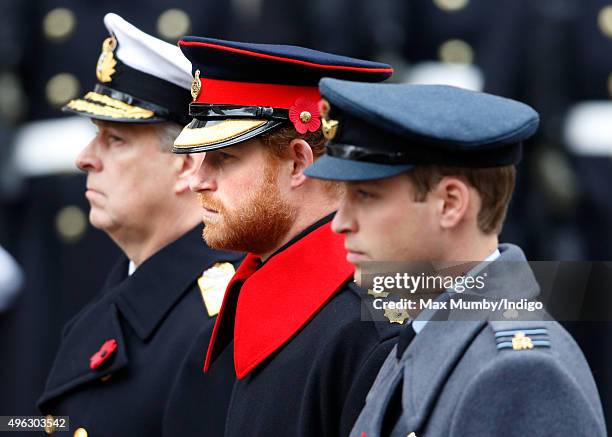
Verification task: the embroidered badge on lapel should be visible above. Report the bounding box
[368,287,390,298]
[199,262,236,316]
[384,307,410,324]
[89,338,118,369]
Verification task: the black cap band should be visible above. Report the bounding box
[106,60,191,124]
[189,104,289,121]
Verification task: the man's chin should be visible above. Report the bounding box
[201,225,233,250]
[88,210,115,233]
[202,224,283,255]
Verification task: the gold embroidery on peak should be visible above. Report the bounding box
[66,95,154,119]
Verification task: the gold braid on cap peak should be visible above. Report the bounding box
[66,92,154,119]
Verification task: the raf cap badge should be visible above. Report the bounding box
[96,36,117,83]
[198,262,236,316]
[319,99,339,140]
[191,69,202,101]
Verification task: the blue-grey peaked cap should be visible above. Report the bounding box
[304,79,539,181]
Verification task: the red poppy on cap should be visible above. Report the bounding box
[289,97,321,134]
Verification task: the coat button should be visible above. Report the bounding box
[44,414,55,434]
[73,428,88,437]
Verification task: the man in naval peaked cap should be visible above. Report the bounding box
[37,14,241,437]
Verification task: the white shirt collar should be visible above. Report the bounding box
[412,248,501,334]
[128,260,137,276]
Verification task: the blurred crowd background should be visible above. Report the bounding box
[0,0,611,434]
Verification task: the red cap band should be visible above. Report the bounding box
[196,77,321,108]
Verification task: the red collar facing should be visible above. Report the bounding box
[204,222,354,379]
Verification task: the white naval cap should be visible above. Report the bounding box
[103,13,192,90]
[64,13,193,124]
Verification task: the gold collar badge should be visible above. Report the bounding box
[319,99,339,140]
[384,307,410,325]
[96,36,117,83]
[198,262,235,316]
[191,69,202,101]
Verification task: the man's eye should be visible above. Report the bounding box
[218,152,234,161]
[108,135,123,143]
[356,188,375,199]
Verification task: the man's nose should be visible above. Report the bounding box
[75,138,102,172]
[189,153,217,192]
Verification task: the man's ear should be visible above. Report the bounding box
[434,176,471,230]
[173,153,198,194]
[286,138,314,188]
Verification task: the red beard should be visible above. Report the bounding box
[199,161,296,255]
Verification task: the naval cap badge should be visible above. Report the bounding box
[96,36,117,83]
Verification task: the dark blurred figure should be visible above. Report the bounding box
[527,0,612,432]
[400,0,612,430]
[0,245,22,311]
[0,0,232,430]
[224,0,406,63]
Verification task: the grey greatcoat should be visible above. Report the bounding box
[350,244,607,437]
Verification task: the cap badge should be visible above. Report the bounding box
[96,36,117,83]
[191,69,202,101]
[198,262,236,316]
[289,97,321,134]
[319,99,339,140]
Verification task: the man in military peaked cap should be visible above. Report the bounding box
[305,80,607,436]
[37,14,240,437]
[170,37,400,436]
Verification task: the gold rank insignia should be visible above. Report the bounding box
[384,307,410,324]
[512,331,534,351]
[368,288,390,298]
[96,36,117,83]
[319,99,339,140]
[191,69,202,101]
[198,262,235,316]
